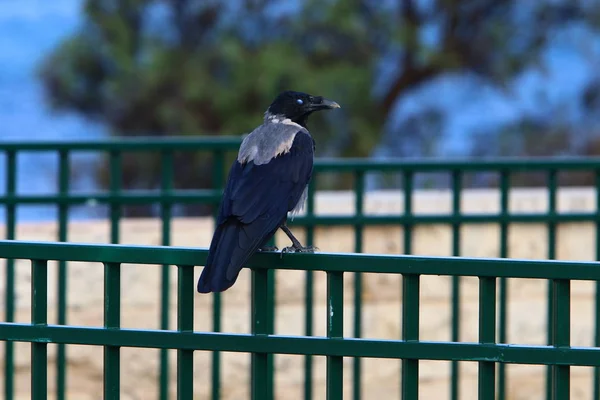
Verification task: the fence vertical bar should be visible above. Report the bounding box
[498,170,510,400]
[353,171,364,400]
[31,259,48,400]
[595,169,600,400]
[266,268,276,399]
[177,264,194,400]
[104,262,121,400]
[403,170,414,255]
[252,266,272,400]
[109,151,121,244]
[478,276,496,400]
[450,170,461,400]
[402,170,414,396]
[546,169,558,400]
[56,149,69,400]
[212,150,224,400]
[402,274,420,400]
[4,150,16,400]
[551,278,571,398]
[304,174,317,400]
[327,270,344,400]
[159,151,173,400]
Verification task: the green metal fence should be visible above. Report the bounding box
[1,241,600,400]
[2,138,600,399]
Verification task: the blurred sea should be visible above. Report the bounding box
[0,0,104,220]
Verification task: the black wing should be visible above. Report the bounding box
[197,131,314,293]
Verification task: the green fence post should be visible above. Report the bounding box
[252,266,273,400]
[402,274,420,400]
[551,279,571,398]
[450,170,461,400]
[402,170,414,396]
[109,151,121,244]
[104,262,121,399]
[212,150,225,400]
[177,264,195,400]
[304,174,317,400]
[595,169,600,400]
[478,276,496,400]
[31,259,48,400]
[159,151,173,400]
[56,149,69,400]
[4,150,16,400]
[353,170,364,400]
[327,270,344,400]
[498,169,510,400]
[546,169,558,400]
[403,170,414,254]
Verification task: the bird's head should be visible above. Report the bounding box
[265,91,340,127]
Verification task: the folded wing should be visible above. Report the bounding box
[197,130,314,293]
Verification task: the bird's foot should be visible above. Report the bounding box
[258,246,279,252]
[281,245,319,254]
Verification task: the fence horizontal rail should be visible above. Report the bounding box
[1,324,599,367]
[2,136,600,171]
[0,189,222,205]
[0,137,242,151]
[0,240,599,281]
[0,190,222,205]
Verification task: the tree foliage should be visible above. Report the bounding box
[40,0,599,212]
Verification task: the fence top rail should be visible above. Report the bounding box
[0,136,242,151]
[0,240,598,280]
[1,137,600,171]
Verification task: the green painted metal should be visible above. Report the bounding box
[3,139,600,400]
[402,274,420,400]
[304,175,316,400]
[31,259,48,400]
[0,243,599,400]
[104,262,121,400]
[478,276,496,400]
[57,149,69,400]
[109,151,121,244]
[497,170,510,400]
[403,171,414,255]
[159,152,173,400]
[252,266,272,400]
[546,170,558,400]
[353,170,364,400]
[4,150,16,400]
[211,150,225,400]
[450,171,461,400]
[595,170,600,400]
[327,270,344,400]
[3,320,600,364]
[177,265,194,399]
[4,239,600,279]
[551,279,571,399]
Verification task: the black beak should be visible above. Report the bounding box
[310,97,341,111]
[321,98,341,109]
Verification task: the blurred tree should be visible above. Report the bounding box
[39,0,597,214]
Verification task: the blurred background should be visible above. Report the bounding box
[3,2,600,399]
[3,0,600,219]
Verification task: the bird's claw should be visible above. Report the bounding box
[258,246,279,252]
[281,245,318,254]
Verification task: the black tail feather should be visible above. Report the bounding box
[197,217,279,293]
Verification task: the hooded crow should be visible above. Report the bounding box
[197,91,340,293]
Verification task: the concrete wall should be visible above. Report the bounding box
[0,187,598,399]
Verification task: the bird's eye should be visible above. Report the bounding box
[296,99,304,105]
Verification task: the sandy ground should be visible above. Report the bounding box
[1,187,599,399]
